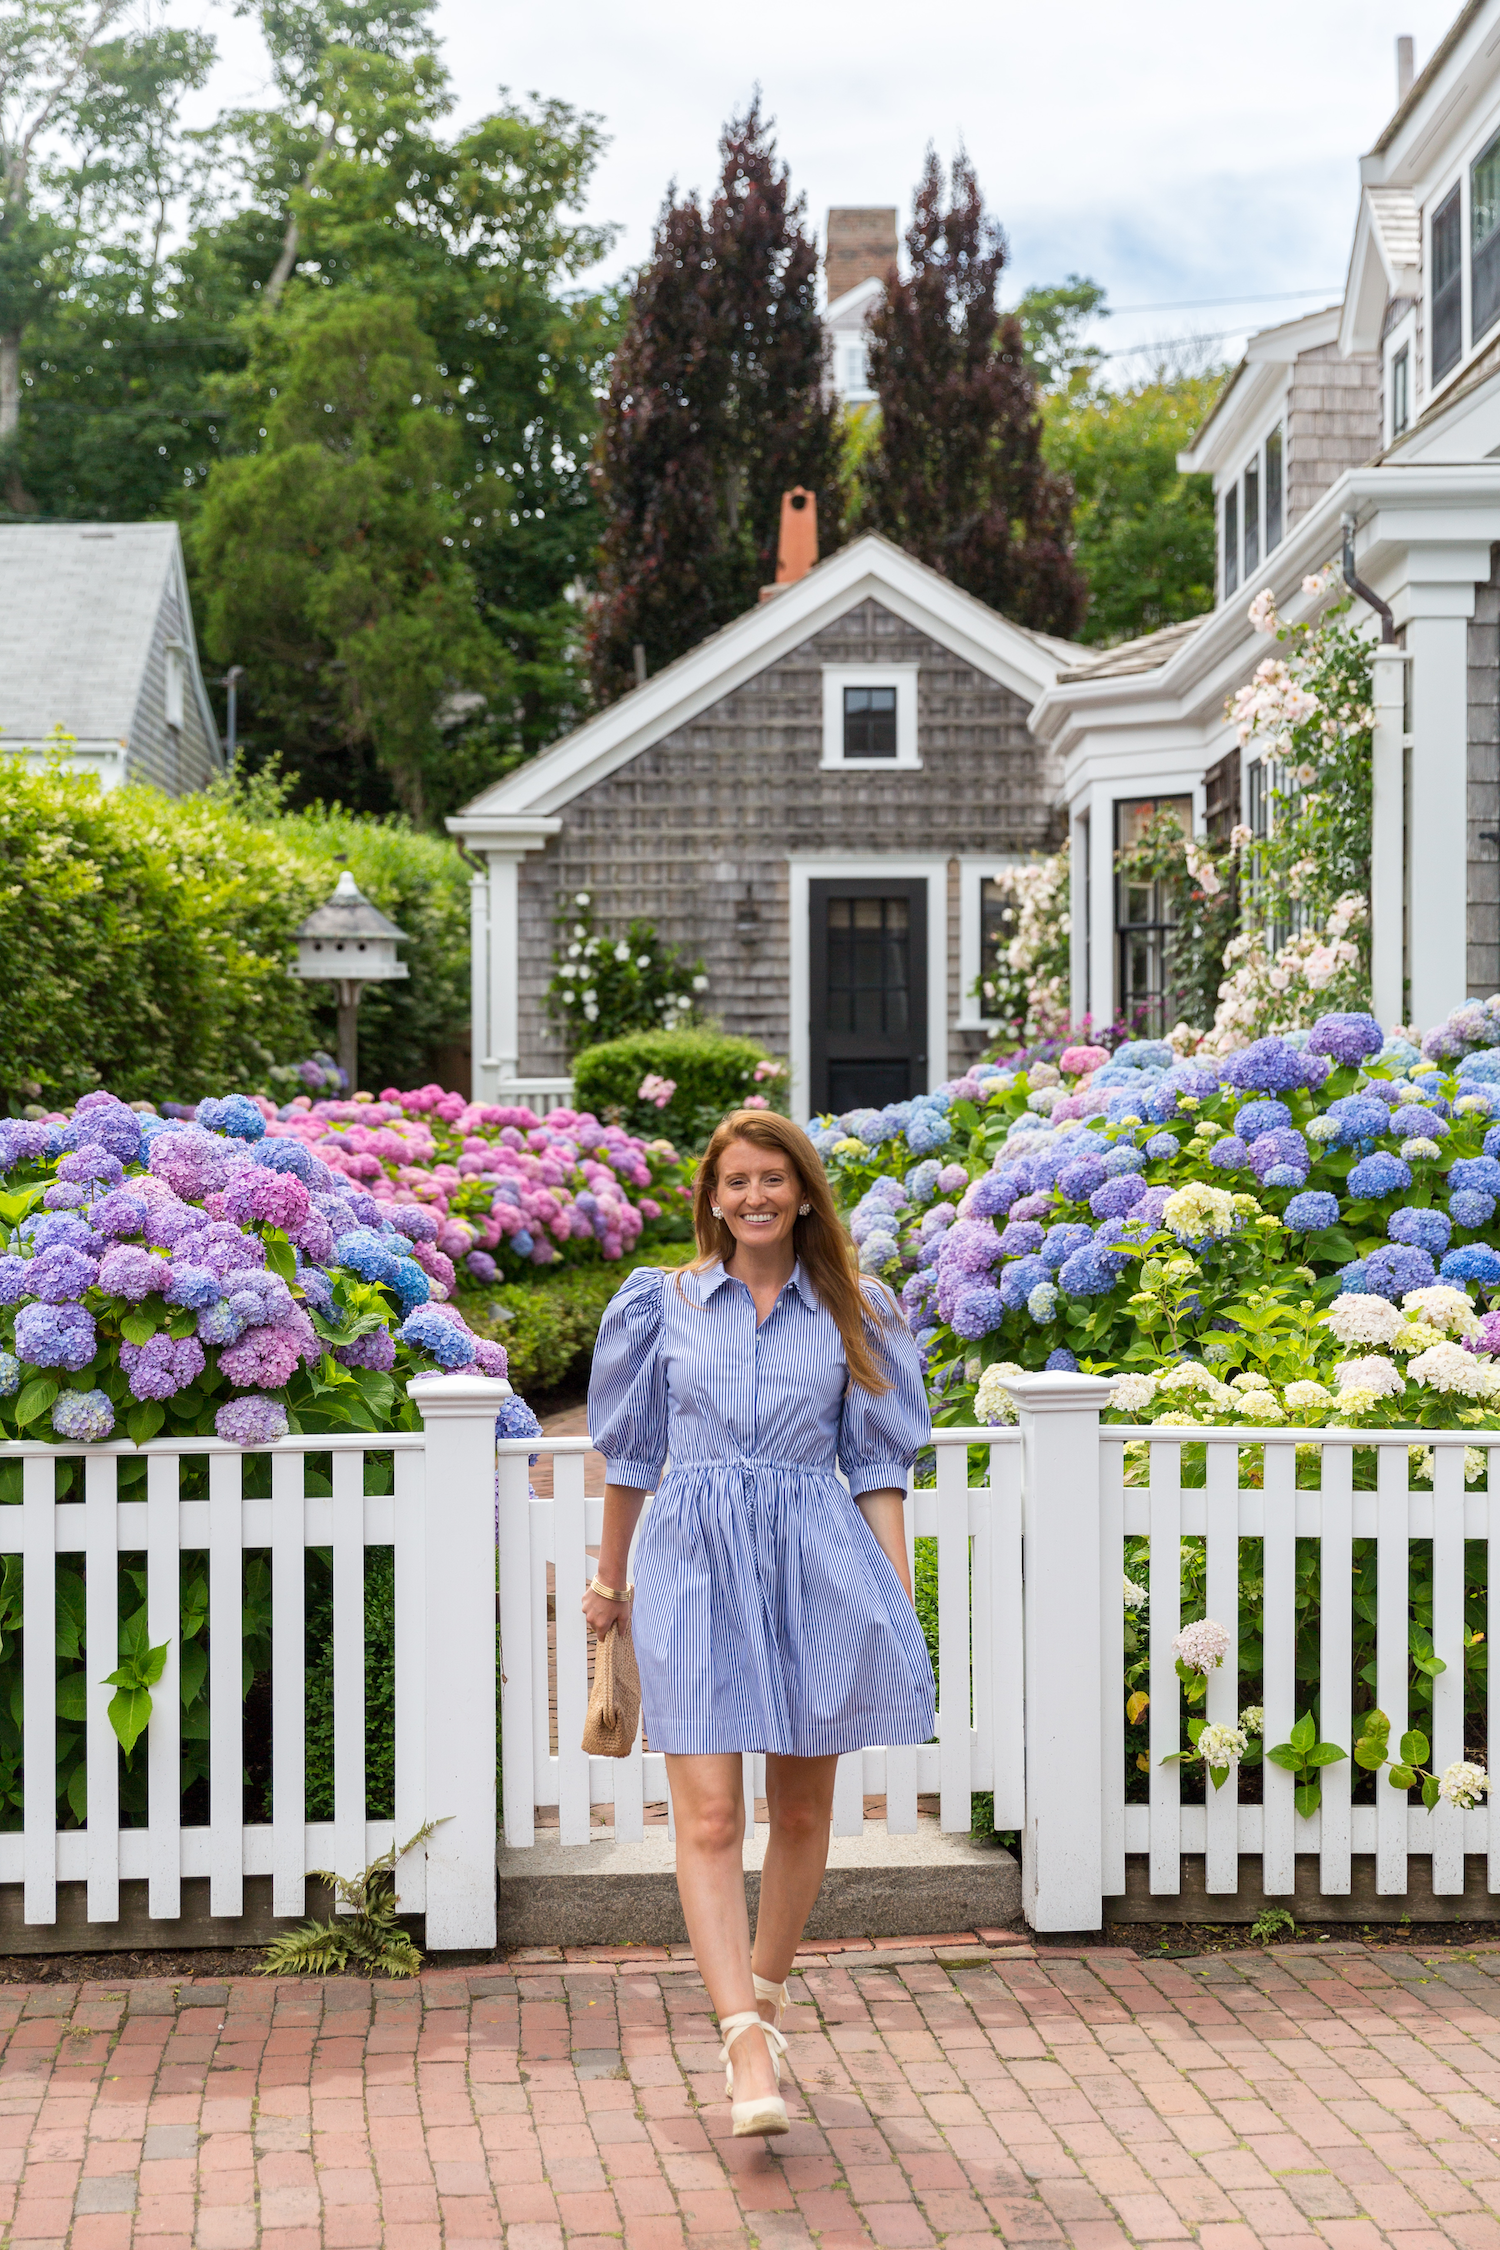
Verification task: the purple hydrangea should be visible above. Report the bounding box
[1041,1223,1094,1271]
[195,1095,266,1142]
[143,1199,195,1250]
[28,1243,100,1303]
[1347,1152,1413,1200]
[1129,1185,1174,1230]
[1306,1012,1384,1066]
[0,1120,62,1168]
[58,1149,124,1189]
[1058,1242,1128,1296]
[397,1306,478,1367]
[1209,1138,1249,1171]
[996,1220,1045,1257]
[60,1100,141,1165]
[1442,1244,1500,1284]
[473,1338,509,1378]
[164,1262,225,1310]
[969,1170,1022,1218]
[332,1228,401,1285]
[1451,1156,1500,1197]
[1220,1038,1314,1095]
[387,1205,441,1245]
[1284,1190,1340,1232]
[1045,1348,1079,1372]
[998,1255,1050,1311]
[1361,1243,1438,1301]
[936,1163,967,1193]
[0,1256,29,1305]
[41,1183,87,1211]
[1057,1152,1109,1200]
[1235,1100,1293,1140]
[938,1220,1003,1275]
[336,1329,397,1373]
[147,1126,246,1202]
[1450,1190,1497,1230]
[15,1301,96,1369]
[27,1211,101,1254]
[1144,1132,1178,1161]
[50,1388,115,1442]
[221,1168,311,1234]
[218,1321,313,1390]
[215,1395,290,1446]
[289,1211,335,1265]
[94,1192,147,1239]
[1090,1174,1146,1219]
[196,1298,244,1347]
[98,1244,167,1301]
[1389,1206,1452,1254]
[224,1271,294,1329]
[950,1285,1006,1339]
[1009,1191,1054,1224]
[119,1332,206,1401]
[176,1221,264,1279]
[1248,1128,1310,1182]
[1389,1106,1449,1140]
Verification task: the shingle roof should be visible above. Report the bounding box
[1367,187,1420,277]
[0,522,179,747]
[1054,613,1210,684]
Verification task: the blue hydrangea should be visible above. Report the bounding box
[1144,1132,1178,1161]
[1261,1165,1305,1187]
[1347,1152,1413,1200]
[1248,1128,1310,1182]
[1459,1049,1500,1082]
[1307,1012,1385,1066]
[1041,1223,1094,1272]
[14,1301,96,1370]
[1451,1155,1500,1196]
[903,1159,942,1204]
[195,1095,266,1142]
[1378,1037,1422,1071]
[497,1397,543,1444]
[196,1297,244,1346]
[1058,1152,1108,1200]
[1235,1100,1293,1140]
[298,1266,334,1317]
[0,1353,17,1397]
[1336,1259,1370,1294]
[1388,1207,1452,1254]
[1045,1348,1079,1372]
[1283,1191,1340,1232]
[1209,1137,1249,1171]
[1389,1106,1449,1140]
[1101,1144,1147,1176]
[389,1256,432,1313]
[1362,1243,1438,1300]
[1442,1244,1500,1283]
[969,1170,1021,1219]
[950,1284,1005,1339]
[50,1388,114,1442]
[1220,1038,1314,1095]
[512,1230,535,1258]
[1322,1095,1391,1149]
[1058,1242,1129,1296]
[398,1308,478,1367]
[998,1255,1049,1311]
[164,1262,224,1310]
[1091,1174,1146,1219]
[1450,1190,1497,1230]
[333,1228,400,1285]
[59,1102,141,1165]
[1109,1039,1174,1068]
[997,1220,1044,1257]
[906,1113,951,1154]
[0,1257,28,1306]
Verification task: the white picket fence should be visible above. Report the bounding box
[3,1366,1497,1947]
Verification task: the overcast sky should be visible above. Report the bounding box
[178,0,1462,367]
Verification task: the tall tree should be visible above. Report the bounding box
[588,100,840,704]
[863,152,1086,640]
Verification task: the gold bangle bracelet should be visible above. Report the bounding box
[589,1575,632,1603]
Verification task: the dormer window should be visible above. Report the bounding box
[1432,181,1462,381]
[820,663,919,768]
[843,686,896,758]
[1475,131,1500,344]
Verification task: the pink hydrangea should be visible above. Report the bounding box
[221,1168,311,1234]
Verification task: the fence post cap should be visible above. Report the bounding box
[406,1372,514,1419]
[1001,1371,1115,1413]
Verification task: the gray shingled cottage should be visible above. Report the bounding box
[450,535,1084,1118]
[0,522,222,795]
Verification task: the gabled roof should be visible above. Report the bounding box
[1055,615,1210,685]
[1177,306,1341,475]
[0,521,220,762]
[1340,186,1422,355]
[449,534,1085,841]
[825,276,884,332]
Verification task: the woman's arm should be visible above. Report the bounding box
[855,1488,914,1604]
[581,1482,649,1634]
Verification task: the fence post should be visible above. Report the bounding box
[409,1371,512,1949]
[1002,1371,1114,1933]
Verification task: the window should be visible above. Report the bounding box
[1223,483,1239,597]
[1265,425,1283,550]
[1243,455,1261,578]
[843,685,896,759]
[1432,180,1463,381]
[840,340,870,396]
[1391,344,1410,437]
[1475,131,1500,344]
[1115,796,1192,1036]
[819,664,919,767]
[164,645,185,731]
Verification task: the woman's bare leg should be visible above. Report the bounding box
[666,1753,778,2102]
[752,1752,840,2010]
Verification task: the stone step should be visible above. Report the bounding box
[497,1819,1020,1948]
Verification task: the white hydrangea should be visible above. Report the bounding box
[1321,1294,1403,1348]
[1438,1761,1491,1809]
[1196,1722,1248,1770]
[1240,1706,1264,1737]
[1231,1371,1273,1392]
[1162,1182,1239,1244]
[1401,1137,1442,1161]
[973,1365,1020,1426]
[1333,1357,1405,1397]
[1468,1446,1490,1484]
[1392,1321,1449,1355]
[1175,1618,1230,1674]
[1110,1373,1158,1415]
[1306,1116,1340,1144]
[1160,1363,1219,1393]
[1402,1286,1484,1340]
[1122,1575,1148,1609]
[1284,1380,1332,1409]
[1242,1394,1285,1422]
[1455,1094,1493,1115]
[1334,1387,1380,1418]
[1409,1342,1499,1399]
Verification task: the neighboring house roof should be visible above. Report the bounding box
[1341,186,1422,354]
[0,521,220,767]
[1054,615,1211,685]
[450,533,1090,840]
[1367,0,1485,157]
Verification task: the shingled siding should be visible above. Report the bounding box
[1286,342,1382,529]
[516,597,1062,1077]
[1469,545,1500,998]
[126,574,219,796]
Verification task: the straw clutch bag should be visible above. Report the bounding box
[582,1619,641,1758]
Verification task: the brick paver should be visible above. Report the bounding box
[7,1942,1500,2243]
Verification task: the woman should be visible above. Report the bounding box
[583,1111,934,2138]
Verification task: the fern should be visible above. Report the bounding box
[259,1822,437,1979]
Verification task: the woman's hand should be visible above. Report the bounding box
[582,1585,631,1637]
[855,1489,915,1606]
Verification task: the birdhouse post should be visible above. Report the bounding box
[292,870,409,1093]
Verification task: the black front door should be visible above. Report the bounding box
[809,877,928,1117]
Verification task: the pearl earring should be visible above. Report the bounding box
[711,1204,724,1220]
[798,1202,811,1215]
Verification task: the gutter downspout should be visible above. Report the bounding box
[1341,511,1397,642]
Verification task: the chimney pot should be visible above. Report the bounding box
[1397,33,1414,102]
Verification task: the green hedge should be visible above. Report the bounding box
[571,1028,784,1150]
[0,759,469,1108]
[464,1243,694,1394]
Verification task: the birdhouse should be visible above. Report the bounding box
[293,870,409,985]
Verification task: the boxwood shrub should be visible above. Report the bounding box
[572,1028,785,1150]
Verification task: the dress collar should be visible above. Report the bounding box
[699,1258,819,1311]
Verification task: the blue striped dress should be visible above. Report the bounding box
[587,1261,936,1758]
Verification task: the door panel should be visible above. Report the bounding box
[809,878,928,1116]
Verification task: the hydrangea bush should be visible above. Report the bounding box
[253,1086,694,1291]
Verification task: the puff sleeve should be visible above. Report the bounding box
[837,1286,931,1497]
[587,1265,669,1489]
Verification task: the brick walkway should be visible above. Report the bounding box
[11,1940,1500,2246]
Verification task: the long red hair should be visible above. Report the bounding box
[684,1111,894,1395]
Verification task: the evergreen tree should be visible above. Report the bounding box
[863,152,1086,640]
[589,100,840,705]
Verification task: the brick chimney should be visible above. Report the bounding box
[759,488,818,600]
[825,208,897,304]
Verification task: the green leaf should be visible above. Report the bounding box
[1289,1712,1316,1753]
[104,1682,152,1758]
[1389,1764,1418,1790]
[178,1638,207,1710]
[1266,1744,1303,1772]
[1186,1716,1205,1745]
[1400,1730,1430,1765]
[1293,1782,1323,1819]
[1421,1775,1442,1810]
[1210,1763,1231,1791]
[263,1228,297,1282]
[14,1377,58,1428]
[1307,1742,1347,1767]
[119,1309,159,1347]
[126,1401,164,1444]
[54,1671,88,1723]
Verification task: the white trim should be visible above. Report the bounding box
[820,663,920,769]
[788,855,949,1121]
[957,853,1026,1030]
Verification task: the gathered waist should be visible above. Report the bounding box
[659,1454,839,1481]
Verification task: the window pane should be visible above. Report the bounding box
[1224,485,1239,595]
[842,684,898,758]
[1477,230,1500,343]
[1265,426,1283,550]
[1475,131,1500,250]
[1433,182,1463,379]
[1391,346,1409,436]
[1244,458,1261,576]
